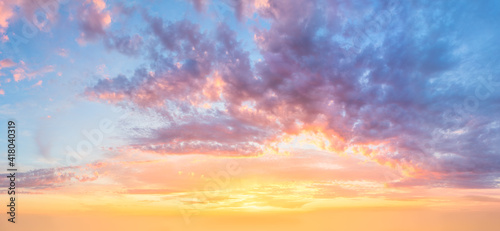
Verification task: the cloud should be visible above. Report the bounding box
[189,0,208,12]
[0,0,15,34]
[76,0,112,44]
[33,80,43,87]
[104,33,143,56]
[129,115,272,156]
[51,150,399,200]
[11,61,54,82]
[0,0,65,36]
[84,0,500,188]
[239,0,500,188]
[86,17,217,106]
[0,58,15,81]
[0,166,100,190]
[0,58,15,69]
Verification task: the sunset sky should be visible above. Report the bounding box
[1,0,500,230]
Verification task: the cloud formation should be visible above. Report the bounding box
[83,0,500,188]
[0,166,99,190]
[76,0,112,44]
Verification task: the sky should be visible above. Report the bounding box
[0,0,500,230]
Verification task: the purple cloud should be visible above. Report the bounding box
[84,0,500,188]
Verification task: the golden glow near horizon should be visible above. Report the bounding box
[2,0,500,230]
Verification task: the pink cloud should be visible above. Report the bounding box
[0,58,15,69]
[76,0,112,44]
[0,0,64,35]
[32,80,43,87]
[11,61,54,82]
[0,58,15,77]
[0,0,15,33]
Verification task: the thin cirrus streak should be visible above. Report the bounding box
[0,0,499,230]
